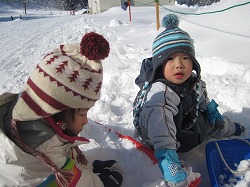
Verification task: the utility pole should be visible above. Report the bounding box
[128,0,132,22]
[21,0,27,14]
[24,1,27,14]
[155,0,160,30]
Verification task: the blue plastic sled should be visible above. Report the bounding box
[206,138,250,187]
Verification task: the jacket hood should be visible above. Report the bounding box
[135,54,200,89]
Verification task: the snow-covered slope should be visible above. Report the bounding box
[0,0,250,186]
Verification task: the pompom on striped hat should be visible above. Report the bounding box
[151,14,201,82]
[13,32,110,121]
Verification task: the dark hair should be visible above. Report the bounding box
[52,108,76,123]
[52,109,81,136]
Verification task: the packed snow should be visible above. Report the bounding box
[0,0,250,186]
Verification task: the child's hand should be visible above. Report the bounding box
[205,99,224,126]
[154,149,187,186]
[93,160,123,187]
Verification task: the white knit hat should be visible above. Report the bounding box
[13,32,110,121]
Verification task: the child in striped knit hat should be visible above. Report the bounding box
[0,32,123,187]
[133,14,245,187]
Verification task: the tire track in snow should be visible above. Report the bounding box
[0,15,92,92]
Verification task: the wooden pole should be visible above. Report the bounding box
[128,0,132,22]
[24,2,27,14]
[155,0,160,30]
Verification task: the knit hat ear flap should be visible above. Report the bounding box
[13,32,110,121]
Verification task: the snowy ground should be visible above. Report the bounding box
[1,0,250,186]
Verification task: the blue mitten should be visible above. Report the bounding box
[154,149,187,186]
[205,99,224,126]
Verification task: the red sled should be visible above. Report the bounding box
[94,120,201,187]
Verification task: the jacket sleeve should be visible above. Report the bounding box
[36,135,104,187]
[0,93,19,136]
[197,80,210,111]
[140,82,181,150]
[197,80,224,124]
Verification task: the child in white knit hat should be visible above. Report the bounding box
[133,14,245,187]
[0,32,123,187]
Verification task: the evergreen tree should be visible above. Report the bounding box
[63,0,86,11]
[176,0,220,6]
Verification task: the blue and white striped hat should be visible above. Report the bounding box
[151,14,200,82]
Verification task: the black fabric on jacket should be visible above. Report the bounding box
[0,95,55,148]
[156,77,208,152]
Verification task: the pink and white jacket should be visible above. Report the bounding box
[0,93,104,187]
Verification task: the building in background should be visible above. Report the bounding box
[88,0,175,14]
[88,0,121,14]
[132,0,175,6]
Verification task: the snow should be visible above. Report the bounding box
[1,0,250,186]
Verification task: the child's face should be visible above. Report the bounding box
[162,52,193,84]
[67,108,89,135]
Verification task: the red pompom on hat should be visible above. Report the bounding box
[80,32,110,61]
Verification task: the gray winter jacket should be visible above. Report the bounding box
[135,79,210,152]
[133,57,211,152]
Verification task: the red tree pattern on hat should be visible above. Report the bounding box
[56,61,68,73]
[46,55,58,65]
[83,78,92,90]
[95,82,102,94]
[69,71,79,82]
[60,44,67,55]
